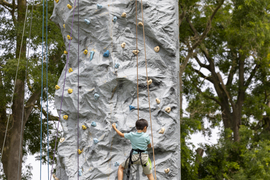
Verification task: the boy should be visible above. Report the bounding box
[112,119,154,180]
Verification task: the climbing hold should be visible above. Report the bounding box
[68,68,73,73]
[93,138,99,144]
[121,42,126,48]
[147,79,152,85]
[63,24,65,28]
[79,168,82,176]
[78,149,83,155]
[154,46,160,52]
[129,105,136,111]
[97,4,102,9]
[132,50,139,55]
[55,0,59,3]
[115,63,120,69]
[164,168,170,174]
[121,12,126,18]
[89,88,95,92]
[103,50,110,57]
[64,50,68,54]
[82,125,87,130]
[156,98,161,104]
[91,121,97,127]
[60,137,65,143]
[159,127,165,134]
[52,174,59,180]
[138,22,143,26]
[67,35,72,40]
[90,51,95,61]
[55,85,60,90]
[112,16,117,23]
[84,49,88,55]
[67,4,72,9]
[94,93,100,100]
[165,107,171,113]
[68,88,73,94]
[84,19,90,25]
[63,115,68,120]
[114,162,120,167]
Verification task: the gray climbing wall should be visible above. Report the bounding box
[51,0,180,179]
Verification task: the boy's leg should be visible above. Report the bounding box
[146,173,154,180]
[118,165,125,180]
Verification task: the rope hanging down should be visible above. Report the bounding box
[140,0,157,179]
[17,3,32,180]
[49,0,79,178]
[0,0,28,165]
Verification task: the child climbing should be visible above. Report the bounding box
[112,119,154,180]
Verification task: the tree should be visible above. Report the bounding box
[0,0,64,179]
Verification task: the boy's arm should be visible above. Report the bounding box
[148,143,151,148]
[112,123,124,137]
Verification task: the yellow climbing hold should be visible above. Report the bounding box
[84,49,88,55]
[147,79,152,85]
[78,149,83,155]
[64,50,68,54]
[121,42,126,48]
[138,22,143,26]
[55,85,60,90]
[82,125,87,130]
[165,107,171,113]
[67,4,72,9]
[68,68,73,73]
[154,46,160,52]
[121,12,127,18]
[63,115,68,120]
[164,168,170,174]
[60,137,65,143]
[156,98,160,104]
[68,88,73,94]
[55,0,59,3]
[63,24,65,28]
[132,50,139,55]
[67,35,72,40]
[52,174,60,180]
[159,127,165,134]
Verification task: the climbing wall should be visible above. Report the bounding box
[52,0,180,179]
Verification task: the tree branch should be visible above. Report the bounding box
[244,64,259,88]
[226,54,237,87]
[194,55,210,70]
[24,89,41,123]
[195,85,222,106]
[0,0,16,9]
[35,105,59,121]
[179,5,186,27]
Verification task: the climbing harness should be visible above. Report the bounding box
[126,149,150,180]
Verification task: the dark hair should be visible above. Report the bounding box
[136,119,148,130]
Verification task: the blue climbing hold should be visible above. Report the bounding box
[103,50,110,57]
[79,168,82,176]
[90,51,95,61]
[115,123,118,128]
[113,16,117,23]
[93,138,99,144]
[91,121,97,127]
[114,162,120,167]
[115,63,120,69]
[129,105,136,111]
[94,93,100,100]
[84,19,90,25]
[97,4,102,9]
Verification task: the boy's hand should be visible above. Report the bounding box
[112,123,117,130]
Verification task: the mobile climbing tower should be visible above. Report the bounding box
[51,0,180,179]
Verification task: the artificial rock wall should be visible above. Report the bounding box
[52,0,180,179]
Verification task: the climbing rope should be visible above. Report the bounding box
[135,0,139,120]
[139,1,157,179]
[49,0,79,179]
[17,3,32,180]
[0,0,28,165]
[77,0,80,179]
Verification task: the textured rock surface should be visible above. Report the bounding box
[52,0,180,179]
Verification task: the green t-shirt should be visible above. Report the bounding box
[124,132,151,154]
